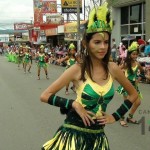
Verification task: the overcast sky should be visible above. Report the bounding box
[0,0,34,29]
[0,0,100,29]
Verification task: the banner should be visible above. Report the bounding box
[42,0,57,13]
[61,0,82,13]
[45,28,57,36]
[29,29,40,42]
[33,0,57,27]
[14,23,32,30]
[33,0,43,27]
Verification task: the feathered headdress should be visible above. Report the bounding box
[128,42,139,52]
[40,45,44,49]
[86,2,113,33]
[69,43,75,50]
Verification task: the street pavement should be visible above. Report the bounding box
[0,55,150,150]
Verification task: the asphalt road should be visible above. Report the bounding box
[0,56,150,150]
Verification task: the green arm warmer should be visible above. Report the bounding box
[48,94,74,109]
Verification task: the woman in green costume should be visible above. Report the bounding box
[17,46,24,69]
[40,2,138,150]
[117,41,144,127]
[24,46,32,73]
[7,49,12,62]
[37,45,49,80]
[59,43,77,95]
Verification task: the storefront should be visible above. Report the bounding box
[108,0,150,46]
[45,28,58,47]
[57,25,65,45]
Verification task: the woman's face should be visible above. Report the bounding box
[26,48,29,53]
[88,32,109,60]
[130,51,138,60]
[40,49,44,53]
[70,49,76,55]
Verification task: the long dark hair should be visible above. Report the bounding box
[60,32,111,115]
[124,51,137,75]
[79,31,111,82]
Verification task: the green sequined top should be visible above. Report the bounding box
[66,58,76,69]
[38,54,45,62]
[125,65,138,81]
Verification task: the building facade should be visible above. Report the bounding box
[108,0,150,46]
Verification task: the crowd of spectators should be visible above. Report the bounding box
[1,39,150,83]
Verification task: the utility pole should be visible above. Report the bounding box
[77,0,81,51]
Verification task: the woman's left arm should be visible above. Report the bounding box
[97,62,138,125]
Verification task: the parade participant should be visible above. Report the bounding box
[7,48,13,62]
[17,45,24,69]
[40,3,138,150]
[60,42,77,95]
[55,43,76,94]
[24,46,32,73]
[22,46,27,70]
[117,41,144,127]
[11,48,16,63]
[37,45,49,80]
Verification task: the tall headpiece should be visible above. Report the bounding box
[86,2,113,34]
[69,43,75,50]
[128,42,139,52]
[40,45,44,49]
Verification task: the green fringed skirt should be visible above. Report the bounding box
[42,110,110,150]
[37,61,47,68]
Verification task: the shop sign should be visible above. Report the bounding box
[64,21,86,33]
[45,28,57,36]
[14,23,31,30]
[58,25,64,34]
[61,0,82,13]
[45,14,64,24]
[40,30,45,36]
